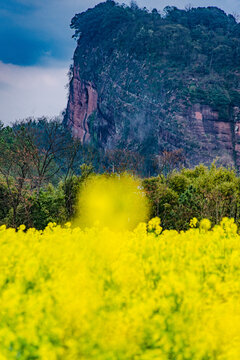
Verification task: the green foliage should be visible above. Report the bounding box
[143,164,240,230]
[0,163,94,230]
[0,179,10,223]
[30,184,67,230]
[1,158,240,230]
[63,164,94,219]
[168,173,191,193]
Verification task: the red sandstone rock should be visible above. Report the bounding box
[65,65,98,142]
[64,65,240,169]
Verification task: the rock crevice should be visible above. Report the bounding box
[64,65,98,142]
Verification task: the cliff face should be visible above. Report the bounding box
[65,67,240,168]
[64,2,240,169]
[65,65,98,141]
[187,104,234,164]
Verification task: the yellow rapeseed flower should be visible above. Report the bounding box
[0,175,239,359]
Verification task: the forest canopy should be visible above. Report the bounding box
[70,1,240,115]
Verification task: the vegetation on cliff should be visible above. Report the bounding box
[71,1,240,115]
[66,1,240,169]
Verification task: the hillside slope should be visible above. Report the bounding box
[64,1,240,170]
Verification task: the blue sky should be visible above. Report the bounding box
[0,0,240,124]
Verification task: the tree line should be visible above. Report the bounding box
[0,118,239,230]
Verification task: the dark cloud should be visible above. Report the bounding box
[0,25,52,66]
[0,0,103,66]
[0,0,37,14]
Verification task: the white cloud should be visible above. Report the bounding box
[0,61,69,124]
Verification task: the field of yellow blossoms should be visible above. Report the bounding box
[1,176,240,359]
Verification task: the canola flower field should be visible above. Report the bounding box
[1,176,240,359]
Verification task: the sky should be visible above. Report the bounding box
[1,0,240,124]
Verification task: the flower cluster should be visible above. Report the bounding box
[147,217,162,235]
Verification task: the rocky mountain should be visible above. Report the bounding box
[64,1,240,170]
